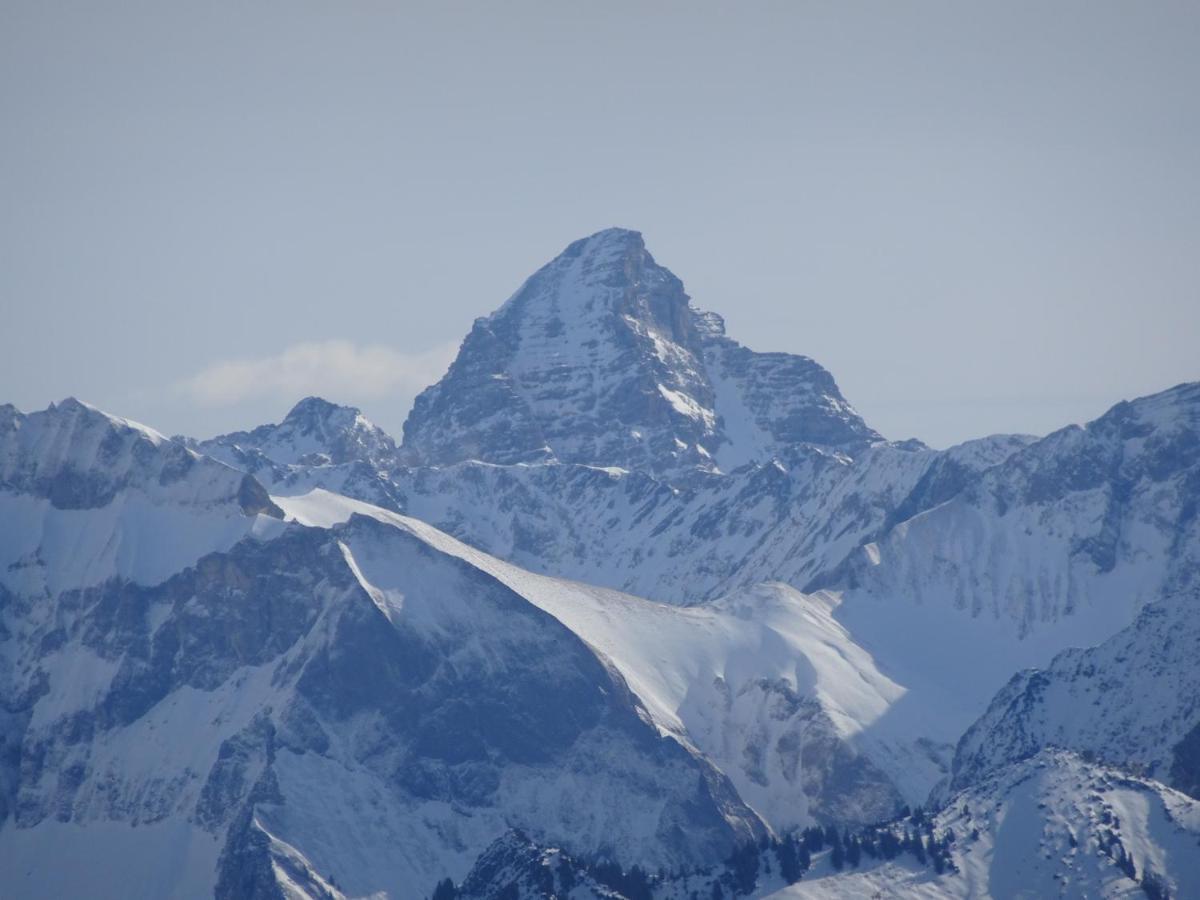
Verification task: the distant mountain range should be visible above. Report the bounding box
[2,229,1197,898]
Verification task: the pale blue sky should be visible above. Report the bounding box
[2,1,1197,447]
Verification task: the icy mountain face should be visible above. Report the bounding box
[0,398,280,596]
[191,398,407,513]
[199,397,400,471]
[381,380,1190,828]
[0,465,764,898]
[846,382,1200,640]
[768,750,1200,900]
[0,398,275,516]
[948,590,1200,799]
[402,228,879,481]
[259,430,1027,607]
[936,750,1200,900]
[284,489,909,833]
[771,383,1200,809]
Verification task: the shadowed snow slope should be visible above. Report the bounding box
[281,490,919,827]
[845,383,1200,641]
[0,398,281,596]
[949,589,1200,798]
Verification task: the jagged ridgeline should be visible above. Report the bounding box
[2,230,1198,898]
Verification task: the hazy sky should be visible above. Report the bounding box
[3,2,1197,448]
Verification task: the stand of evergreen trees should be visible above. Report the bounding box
[427,806,967,899]
[709,808,959,898]
[427,799,1185,900]
[785,807,956,879]
[586,860,654,900]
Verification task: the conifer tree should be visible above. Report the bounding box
[776,835,803,885]
[728,841,758,895]
[913,833,927,866]
[797,840,811,875]
[845,835,861,868]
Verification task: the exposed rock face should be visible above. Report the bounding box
[401,228,879,481]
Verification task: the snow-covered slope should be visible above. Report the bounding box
[802,383,1200,802]
[279,417,1191,820]
[191,384,1200,827]
[949,589,1200,799]
[0,398,281,595]
[450,750,1200,900]
[401,228,879,482]
[770,750,1200,900]
[190,397,407,512]
[282,488,909,830]
[845,382,1200,641]
[203,399,1032,608]
[0,448,766,899]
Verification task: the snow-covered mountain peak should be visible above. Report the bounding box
[200,397,399,471]
[517,225,648,288]
[50,395,170,446]
[282,394,356,428]
[996,380,1200,499]
[0,397,263,511]
[1104,380,1200,432]
[402,229,880,481]
[272,396,395,464]
[0,399,281,595]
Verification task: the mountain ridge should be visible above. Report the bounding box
[2,228,1197,899]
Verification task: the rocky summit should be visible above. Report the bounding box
[401,228,879,481]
